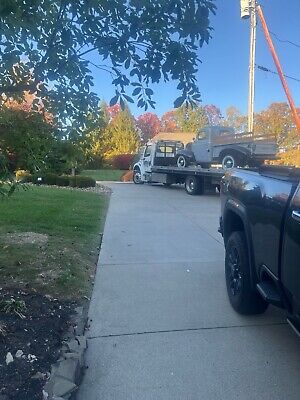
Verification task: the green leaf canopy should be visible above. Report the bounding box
[0,0,216,126]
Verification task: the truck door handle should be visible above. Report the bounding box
[292,210,300,222]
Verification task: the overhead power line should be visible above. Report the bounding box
[269,31,300,49]
[256,64,300,83]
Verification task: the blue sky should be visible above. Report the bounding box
[89,0,300,118]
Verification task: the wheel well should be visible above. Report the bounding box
[176,150,195,160]
[219,148,248,162]
[133,166,140,172]
[224,210,245,245]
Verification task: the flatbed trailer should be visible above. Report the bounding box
[150,165,225,195]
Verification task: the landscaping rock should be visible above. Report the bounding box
[5,352,14,365]
[42,305,89,400]
[74,319,86,336]
[43,390,49,399]
[56,358,81,384]
[52,377,77,398]
[43,379,54,398]
[32,371,48,380]
[64,336,87,354]
[63,352,84,368]
[15,350,24,359]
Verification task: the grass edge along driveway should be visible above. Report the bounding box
[0,185,109,301]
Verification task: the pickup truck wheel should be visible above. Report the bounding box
[221,154,236,169]
[177,155,189,168]
[225,231,268,315]
[133,170,144,185]
[185,176,204,195]
[221,153,246,169]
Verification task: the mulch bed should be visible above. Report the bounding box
[0,289,74,400]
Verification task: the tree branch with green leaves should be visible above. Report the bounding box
[0,0,216,127]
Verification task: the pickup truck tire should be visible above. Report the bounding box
[177,155,189,168]
[225,231,269,315]
[185,176,204,195]
[133,169,144,185]
[221,152,246,170]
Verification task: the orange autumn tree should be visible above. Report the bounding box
[3,91,53,123]
[161,110,179,132]
[254,102,299,145]
[137,112,161,141]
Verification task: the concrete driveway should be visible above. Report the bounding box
[78,183,300,400]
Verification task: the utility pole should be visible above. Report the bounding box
[240,0,257,134]
[248,0,256,134]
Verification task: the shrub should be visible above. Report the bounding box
[15,170,32,182]
[68,176,76,188]
[71,176,96,188]
[56,175,70,187]
[112,154,135,170]
[31,172,58,185]
[31,173,44,184]
[30,173,96,188]
[43,173,58,185]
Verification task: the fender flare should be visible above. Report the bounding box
[223,199,258,289]
[176,149,196,161]
[218,146,251,160]
[133,163,141,171]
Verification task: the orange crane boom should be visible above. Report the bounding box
[257,5,300,132]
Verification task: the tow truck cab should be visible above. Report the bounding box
[133,140,184,184]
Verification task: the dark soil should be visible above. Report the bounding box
[0,288,74,400]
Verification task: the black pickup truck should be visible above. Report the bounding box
[219,165,300,334]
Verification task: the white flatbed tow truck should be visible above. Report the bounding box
[133,140,224,195]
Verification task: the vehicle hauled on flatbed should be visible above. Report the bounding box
[176,125,277,169]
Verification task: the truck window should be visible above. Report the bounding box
[156,145,165,153]
[144,145,152,158]
[138,146,145,157]
[197,130,206,140]
[165,146,174,153]
[156,145,176,157]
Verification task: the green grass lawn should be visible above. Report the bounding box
[81,169,125,181]
[0,186,109,300]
